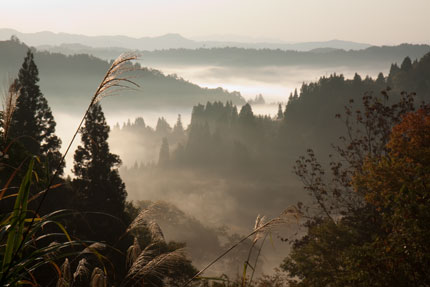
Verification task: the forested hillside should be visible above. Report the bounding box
[116,51,430,229]
[1,36,430,287]
[35,41,430,70]
[2,0,430,285]
[138,45,430,68]
[0,38,245,113]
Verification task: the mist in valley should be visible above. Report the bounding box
[41,51,428,276]
[1,2,430,283]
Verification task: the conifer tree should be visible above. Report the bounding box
[172,114,185,142]
[277,103,283,120]
[388,63,400,86]
[73,103,127,241]
[401,56,412,71]
[173,114,184,135]
[9,49,63,175]
[238,103,255,124]
[155,117,172,137]
[376,72,385,87]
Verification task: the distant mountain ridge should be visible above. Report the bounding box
[39,42,428,71]
[0,28,371,51]
[31,42,430,72]
[138,44,430,68]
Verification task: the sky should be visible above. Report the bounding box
[1,0,429,45]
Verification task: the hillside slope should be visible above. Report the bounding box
[0,39,245,114]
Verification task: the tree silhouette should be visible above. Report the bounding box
[72,103,127,242]
[376,72,385,87]
[172,114,186,144]
[155,117,172,137]
[9,49,63,175]
[401,56,412,71]
[172,114,184,136]
[277,103,283,120]
[238,103,254,124]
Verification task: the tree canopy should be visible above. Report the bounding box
[73,103,127,243]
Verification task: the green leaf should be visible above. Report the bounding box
[2,158,34,271]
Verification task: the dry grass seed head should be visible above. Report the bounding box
[56,258,72,287]
[127,201,167,229]
[148,221,165,243]
[1,79,19,141]
[90,267,107,287]
[73,258,90,284]
[93,53,140,104]
[253,214,266,243]
[81,242,107,255]
[127,208,153,233]
[124,248,185,286]
[256,206,303,235]
[126,237,141,270]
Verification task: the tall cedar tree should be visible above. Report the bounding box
[1,50,64,215]
[73,103,127,242]
[9,49,63,175]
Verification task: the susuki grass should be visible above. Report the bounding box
[2,50,298,286]
[1,79,19,142]
[241,214,267,287]
[0,52,140,285]
[122,246,186,286]
[2,51,193,287]
[182,206,302,287]
[0,157,84,285]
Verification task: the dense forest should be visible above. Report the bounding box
[35,41,430,70]
[0,38,245,112]
[139,45,430,68]
[118,51,430,207]
[115,51,430,283]
[1,37,430,286]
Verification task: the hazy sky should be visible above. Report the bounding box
[1,0,429,45]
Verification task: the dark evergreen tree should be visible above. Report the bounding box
[155,117,172,137]
[277,103,283,120]
[352,72,362,86]
[238,103,255,128]
[388,63,401,87]
[172,114,185,142]
[376,72,385,87]
[134,117,146,128]
[72,103,127,242]
[172,114,184,135]
[249,93,265,105]
[185,121,211,165]
[401,56,412,71]
[9,49,63,175]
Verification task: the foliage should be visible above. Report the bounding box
[0,158,82,286]
[122,208,197,287]
[183,207,301,287]
[1,51,140,286]
[8,49,63,176]
[0,39,246,111]
[72,103,128,244]
[120,53,430,183]
[353,108,430,283]
[282,91,430,286]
